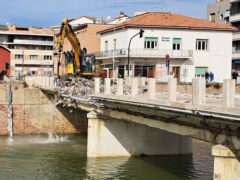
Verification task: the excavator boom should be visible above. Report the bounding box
[55,18,81,74]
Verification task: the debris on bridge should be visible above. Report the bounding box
[55,77,148,103]
[56,77,95,100]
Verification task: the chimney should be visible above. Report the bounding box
[120,12,124,16]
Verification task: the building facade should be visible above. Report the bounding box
[0,45,10,77]
[207,0,231,25]
[207,0,240,72]
[0,25,54,77]
[97,12,236,82]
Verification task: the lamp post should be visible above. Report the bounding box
[127,29,144,77]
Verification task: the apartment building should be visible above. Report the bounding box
[97,12,236,82]
[207,0,231,25]
[207,0,240,72]
[0,45,10,78]
[0,25,54,77]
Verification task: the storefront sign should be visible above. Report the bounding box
[162,37,170,42]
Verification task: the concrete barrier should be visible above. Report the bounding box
[148,78,156,100]
[192,78,206,106]
[117,78,124,96]
[131,77,138,97]
[223,79,235,108]
[168,78,177,102]
[104,78,111,95]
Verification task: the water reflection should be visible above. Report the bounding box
[86,158,129,179]
[0,135,213,180]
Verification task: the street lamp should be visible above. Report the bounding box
[127,29,144,77]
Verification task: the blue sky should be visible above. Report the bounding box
[0,0,215,28]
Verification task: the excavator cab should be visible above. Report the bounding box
[80,54,96,76]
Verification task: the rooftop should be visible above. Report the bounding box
[98,12,238,34]
[0,25,54,36]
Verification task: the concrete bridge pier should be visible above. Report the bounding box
[87,111,192,158]
[212,145,240,180]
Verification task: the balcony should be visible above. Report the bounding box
[11,59,53,66]
[230,13,240,22]
[13,39,53,46]
[230,0,240,3]
[95,49,193,60]
[233,32,240,41]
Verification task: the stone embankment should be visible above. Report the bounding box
[0,81,88,136]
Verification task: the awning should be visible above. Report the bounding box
[225,10,230,18]
[234,60,240,64]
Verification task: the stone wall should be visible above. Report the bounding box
[0,81,88,136]
[156,82,240,94]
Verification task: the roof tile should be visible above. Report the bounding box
[98,12,238,34]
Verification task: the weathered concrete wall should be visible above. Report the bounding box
[0,81,88,135]
[156,82,240,95]
[87,111,192,157]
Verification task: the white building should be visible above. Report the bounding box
[96,12,237,82]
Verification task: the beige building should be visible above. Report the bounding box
[0,24,54,77]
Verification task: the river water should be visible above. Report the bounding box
[0,134,213,180]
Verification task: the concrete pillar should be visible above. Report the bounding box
[148,78,156,100]
[223,79,235,108]
[87,111,192,158]
[131,77,138,97]
[212,145,240,180]
[125,77,131,86]
[104,78,111,95]
[87,111,99,157]
[94,78,100,94]
[141,77,146,86]
[168,78,177,102]
[192,78,206,106]
[46,76,50,88]
[117,78,123,96]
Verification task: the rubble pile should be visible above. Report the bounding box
[56,77,148,103]
[56,77,95,100]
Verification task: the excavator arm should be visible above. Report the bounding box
[55,18,81,74]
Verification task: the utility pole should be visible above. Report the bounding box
[127,29,144,77]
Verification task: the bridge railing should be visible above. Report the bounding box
[94,77,237,109]
[25,75,55,89]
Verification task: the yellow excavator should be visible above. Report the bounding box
[55,18,99,76]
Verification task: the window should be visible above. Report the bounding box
[210,13,216,22]
[15,54,23,59]
[196,39,208,51]
[144,37,158,49]
[30,55,38,60]
[173,38,181,50]
[105,41,108,51]
[220,14,224,20]
[44,55,52,60]
[195,67,207,77]
[113,39,116,50]
[45,46,53,50]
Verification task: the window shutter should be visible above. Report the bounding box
[173,38,181,44]
[145,37,158,42]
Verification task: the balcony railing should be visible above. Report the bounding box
[230,13,240,22]
[232,49,240,59]
[95,49,193,59]
[13,39,53,46]
[12,59,54,65]
[233,32,240,41]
